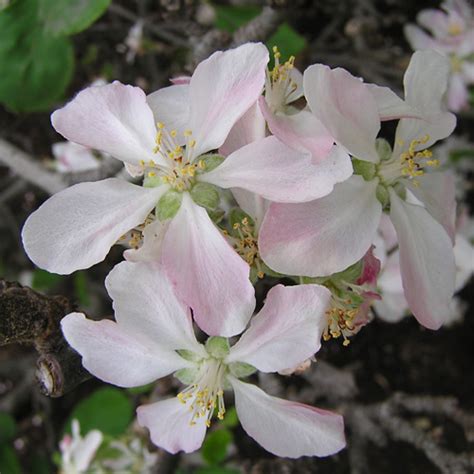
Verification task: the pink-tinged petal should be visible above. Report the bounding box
[51,82,162,167]
[404,25,441,51]
[170,76,191,85]
[459,30,474,56]
[366,84,420,121]
[124,219,168,263]
[394,51,456,152]
[357,246,381,286]
[259,97,334,161]
[220,101,266,156]
[389,189,456,330]
[22,179,166,274]
[447,73,469,112]
[304,64,380,163]
[188,43,269,156]
[259,176,382,277]
[417,9,450,37]
[374,292,408,323]
[227,284,331,372]
[378,213,398,250]
[147,84,190,141]
[161,193,255,337]
[74,431,103,471]
[52,142,100,173]
[230,378,346,458]
[201,136,352,203]
[461,62,474,83]
[454,233,474,291]
[105,261,205,354]
[61,313,188,387]
[408,171,456,243]
[137,398,207,454]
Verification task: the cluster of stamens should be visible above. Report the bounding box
[140,123,205,191]
[118,214,155,249]
[177,359,226,428]
[399,135,439,185]
[323,297,360,346]
[228,217,264,279]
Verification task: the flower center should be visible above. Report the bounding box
[177,358,227,428]
[323,297,359,346]
[447,22,463,36]
[265,46,298,113]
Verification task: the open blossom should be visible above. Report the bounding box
[22,42,353,337]
[260,50,457,330]
[61,260,345,458]
[404,0,474,111]
[59,420,102,474]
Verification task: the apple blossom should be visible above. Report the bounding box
[52,142,101,173]
[59,420,102,474]
[61,260,345,458]
[260,50,457,330]
[404,0,474,111]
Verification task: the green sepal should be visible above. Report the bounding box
[156,190,182,221]
[190,182,220,210]
[198,154,225,172]
[208,208,225,224]
[375,184,390,208]
[352,158,376,181]
[205,337,230,358]
[229,362,257,378]
[375,138,392,161]
[143,174,162,188]
[174,368,198,385]
[176,349,203,362]
[330,259,364,284]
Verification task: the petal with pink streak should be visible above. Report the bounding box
[22,178,166,274]
[230,378,346,458]
[147,84,190,142]
[161,193,255,337]
[105,261,205,355]
[188,43,269,156]
[304,64,380,163]
[259,176,382,277]
[61,313,188,387]
[389,189,455,330]
[137,398,207,454]
[200,136,352,203]
[408,171,456,243]
[259,97,334,161]
[51,82,163,167]
[227,284,331,372]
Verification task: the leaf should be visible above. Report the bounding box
[66,387,133,436]
[214,4,261,33]
[266,23,306,65]
[0,413,16,443]
[201,429,233,465]
[31,269,63,291]
[38,0,111,36]
[0,445,22,474]
[0,0,73,112]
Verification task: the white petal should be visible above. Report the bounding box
[188,43,269,156]
[105,261,205,354]
[123,219,168,263]
[366,84,420,120]
[137,398,207,454]
[304,64,380,162]
[74,431,103,471]
[61,313,188,387]
[259,176,382,277]
[22,179,165,274]
[227,284,331,372]
[161,193,255,337]
[201,136,352,203]
[51,82,162,167]
[389,189,456,329]
[230,378,346,458]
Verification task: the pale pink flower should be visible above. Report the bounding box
[404,0,474,111]
[52,142,101,173]
[260,50,457,330]
[61,261,345,458]
[59,420,102,474]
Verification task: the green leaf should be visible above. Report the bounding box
[201,429,233,465]
[266,23,306,64]
[31,269,62,291]
[0,0,74,112]
[66,387,133,436]
[214,4,261,33]
[38,0,111,36]
[0,445,21,474]
[0,412,16,443]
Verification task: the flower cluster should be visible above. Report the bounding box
[22,41,462,457]
[405,0,474,111]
